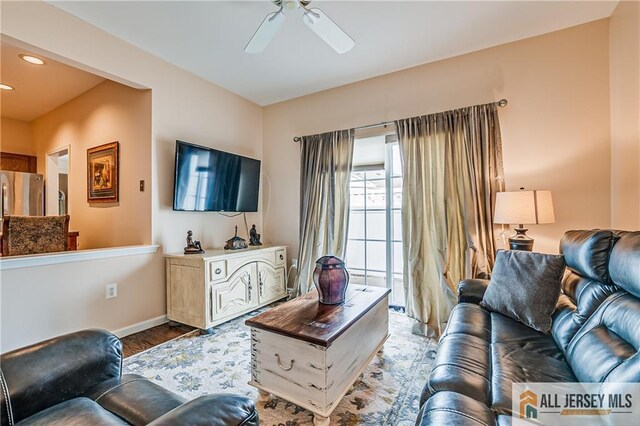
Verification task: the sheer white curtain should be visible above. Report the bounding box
[395,103,504,336]
[293,129,355,296]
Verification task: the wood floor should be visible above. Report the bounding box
[121,322,195,357]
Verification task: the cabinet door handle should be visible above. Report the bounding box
[215,268,222,275]
[247,275,252,302]
[258,271,264,297]
[275,353,294,371]
[279,254,284,261]
[209,287,213,321]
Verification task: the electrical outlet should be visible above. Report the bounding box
[106,283,118,299]
[291,258,298,268]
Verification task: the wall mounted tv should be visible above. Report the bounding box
[173,140,260,212]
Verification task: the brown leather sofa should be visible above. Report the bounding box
[416,229,640,425]
[0,329,259,425]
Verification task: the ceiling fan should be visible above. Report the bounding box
[244,0,355,54]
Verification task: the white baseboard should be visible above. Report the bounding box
[112,315,168,338]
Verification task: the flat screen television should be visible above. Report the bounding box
[173,140,260,212]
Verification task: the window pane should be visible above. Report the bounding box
[351,171,365,180]
[345,240,365,269]
[349,270,367,286]
[365,270,386,288]
[366,170,385,180]
[366,210,386,240]
[365,179,386,209]
[392,273,404,306]
[392,177,402,208]
[348,211,365,240]
[391,143,402,177]
[393,241,404,274]
[392,210,402,241]
[350,181,365,208]
[366,241,386,271]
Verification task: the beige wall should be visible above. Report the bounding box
[1,1,263,351]
[31,80,152,249]
[609,0,640,230]
[1,117,35,155]
[263,20,612,256]
[1,253,164,351]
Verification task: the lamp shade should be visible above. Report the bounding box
[494,190,555,225]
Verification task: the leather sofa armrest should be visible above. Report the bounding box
[0,329,122,424]
[148,394,258,426]
[457,279,490,304]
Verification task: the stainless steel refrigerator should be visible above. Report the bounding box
[1,171,45,219]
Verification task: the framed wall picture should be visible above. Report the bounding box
[87,141,119,203]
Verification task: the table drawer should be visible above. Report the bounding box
[208,259,227,282]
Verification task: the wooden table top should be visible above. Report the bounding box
[245,284,390,347]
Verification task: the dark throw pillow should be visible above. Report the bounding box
[481,249,565,333]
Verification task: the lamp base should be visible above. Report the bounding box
[509,227,534,251]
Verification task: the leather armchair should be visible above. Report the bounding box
[0,329,259,426]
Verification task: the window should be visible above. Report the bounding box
[344,134,404,307]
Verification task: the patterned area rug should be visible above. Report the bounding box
[124,308,437,425]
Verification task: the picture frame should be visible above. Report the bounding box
[87,141,119,203]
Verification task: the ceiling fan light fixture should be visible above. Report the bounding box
[282,0,300,15]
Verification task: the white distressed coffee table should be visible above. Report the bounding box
[245,285,390,425]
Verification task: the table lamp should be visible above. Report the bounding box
[493,188,555,251]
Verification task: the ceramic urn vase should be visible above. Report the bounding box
[313,255,350,305]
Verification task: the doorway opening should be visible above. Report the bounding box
[46,147,69,216]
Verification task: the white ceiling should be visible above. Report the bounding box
[1,39,105,121]
[49,1,618,106]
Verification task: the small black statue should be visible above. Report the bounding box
[249,224,262,246]
[224,226,248,250]
[184,230,204,254]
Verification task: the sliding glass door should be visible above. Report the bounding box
[344,135,404,307]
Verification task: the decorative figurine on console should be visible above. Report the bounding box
[249,224,262,246]
[224,226,248,250]
[184,230,204,254]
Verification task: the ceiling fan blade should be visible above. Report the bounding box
[303,8,355,54]
[244,10,286,54]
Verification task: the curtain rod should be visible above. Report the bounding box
[292,98,508,142]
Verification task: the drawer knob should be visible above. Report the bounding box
[275,353,294,371]
[279,254,284,260]
[215,268,222,275]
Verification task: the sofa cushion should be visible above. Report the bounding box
[609,231,640,298]
[147,394,259,426]
[84,374,186,426]
[490,343,577,415]
[551,271,620,354]
[490,313,565,361]
[441,303,491,341]
[560,230,620,284]
[16,397,128,426]
[566,292,640,384]
[417,391,496,426]
[425,333,491,406]
[481,250,565,333]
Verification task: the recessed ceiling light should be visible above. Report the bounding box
[19,54,46,65]
[0,84,14,91]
